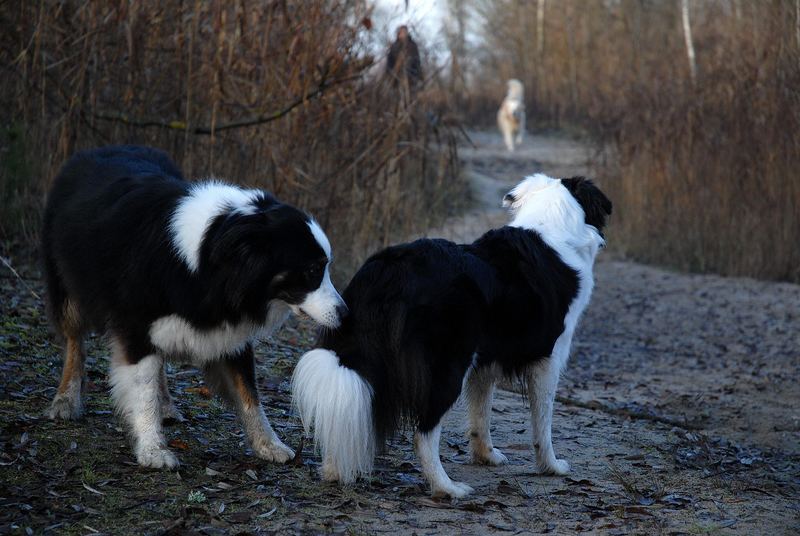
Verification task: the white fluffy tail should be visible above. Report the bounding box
[291,348,375,483]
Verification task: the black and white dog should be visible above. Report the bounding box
[43,145,346,469]
[292,173,611,497]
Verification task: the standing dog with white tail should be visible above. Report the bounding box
[293,174,611,498]
[43,145,346,469]
[497,79,526,152]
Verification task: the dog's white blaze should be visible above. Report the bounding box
[170,182,261,272]
[296,267,345,329]
[109,352,178,468]
[307,219,332,260]
[415,425,474,498]
[291,349,375,483]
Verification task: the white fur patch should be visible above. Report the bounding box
[148,301,290,364]
[465,364,508,465]
[149,315,257,362]
[170,181,262,272]
[291,349,375,483]
[307,219,332,259]
[294,267,345,329]
[507,174,604,271]
[109,353,178,468]
[415,425,474,498]
[503,173,559,209]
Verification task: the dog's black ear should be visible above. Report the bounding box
[205,216,259,268]
[560,177,613,232]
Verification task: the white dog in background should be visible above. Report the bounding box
[497,79,525,152]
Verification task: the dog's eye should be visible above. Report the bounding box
[305,263,324,280]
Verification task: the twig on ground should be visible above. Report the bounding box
[0,256,42,301]
[555,395,704,430]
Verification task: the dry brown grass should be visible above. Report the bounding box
[455,0,800,282]
[0,1,465,279]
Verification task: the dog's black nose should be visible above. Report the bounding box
[335,302,349,320]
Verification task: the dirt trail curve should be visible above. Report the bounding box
[0,131,797,535]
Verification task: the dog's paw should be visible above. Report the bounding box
[136,446,179,469]
[432,480,474,499]
[252,438,295,464]
[160,402,185,424]
[471,447,508,466]
[320,461,341,482]
[48,393,83,420]
[538,458,570,475]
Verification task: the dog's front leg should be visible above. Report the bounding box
[109,341,178,469]
[502,122,515,152]
[203,344,294,463]
[528,355,570,475]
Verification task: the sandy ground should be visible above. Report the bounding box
[1,131,798,535]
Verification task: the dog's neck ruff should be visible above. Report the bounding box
[170,181,262,272]
[507,174,603,273]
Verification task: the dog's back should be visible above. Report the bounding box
[42,146,187,332]
[44,145,184,223]
[319,238,490,439]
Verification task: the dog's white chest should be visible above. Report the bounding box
[148,301,291,362]
[148,315,258,362]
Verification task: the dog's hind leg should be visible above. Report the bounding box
[109,340,178,469]
[528,354,570,475]
[158,364,184,423]
[515,111,525,145]
[48,300,86,420]
[203,344,294,463]
[415,423,474,498]
[465,364,508,465]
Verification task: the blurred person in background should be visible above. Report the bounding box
[386,24,423,99]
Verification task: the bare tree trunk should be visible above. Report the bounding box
[796,0,800,48]
[445,0,468,95]
[536,0,546,58]
[536,0,546,98]
[729,0,742,20]
[681,0,697,84]
[565,1,578,113]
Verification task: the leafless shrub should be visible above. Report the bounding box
[0,1,465,279]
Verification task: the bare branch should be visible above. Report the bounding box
[91,74,363,135]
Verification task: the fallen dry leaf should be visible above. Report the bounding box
[168,439,189,450]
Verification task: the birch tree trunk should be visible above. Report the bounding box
[536,0,546,58]
[681,0,697,84]
[536,0,546,98]
[796,0,800,48]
